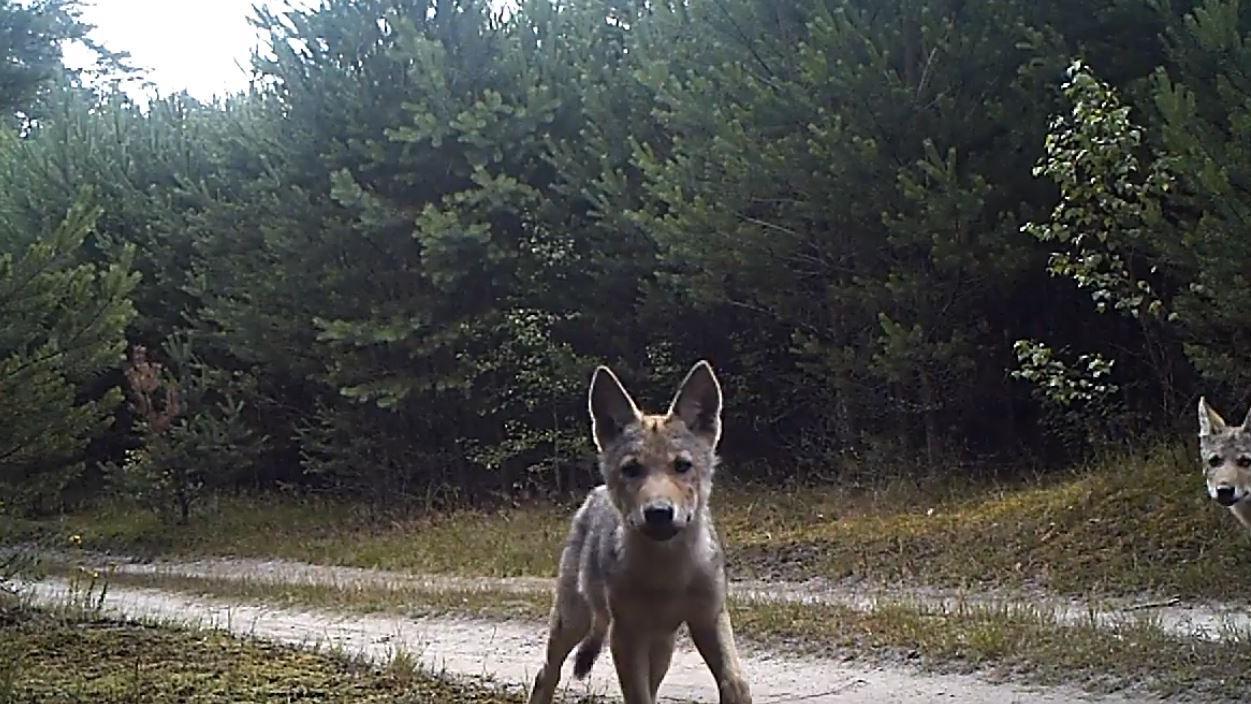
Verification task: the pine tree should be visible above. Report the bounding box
[0,0,131,124]
[0,191,138,512]
[188,0,602,496]
[104,336,265,524]
[1149,0,1251,400]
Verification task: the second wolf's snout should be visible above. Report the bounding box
[1197,397,1251,530]
[1214,485,1240,506]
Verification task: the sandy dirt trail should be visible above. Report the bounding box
[24,577,1161,704]
[92,554,1251,642]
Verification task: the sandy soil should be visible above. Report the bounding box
[85,554,1251,642]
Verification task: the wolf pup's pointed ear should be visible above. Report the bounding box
[1199,396,1228,436]
[589,366,641,451]
[669,360,723,448]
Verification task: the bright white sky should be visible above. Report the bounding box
[63,0,304,102]
[62,0,513,103]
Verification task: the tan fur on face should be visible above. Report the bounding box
[604,413,706,533]
[1198,396,1251,530]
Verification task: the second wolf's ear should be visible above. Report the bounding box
[669,360,723,447]
[589,366,641,451]
[1199,396,1228,436]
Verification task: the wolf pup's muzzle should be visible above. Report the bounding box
[640,501,681,541]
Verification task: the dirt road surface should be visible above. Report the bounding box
[92,554,1251,642]
[24,576,1163,704]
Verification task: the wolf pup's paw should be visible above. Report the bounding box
[719,677,752,704]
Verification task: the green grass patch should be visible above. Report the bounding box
[10,443,1250,599]
[83,567,554,621]
[5,495,569,577]
[731,443,1251,598]
[734,600,1251,700]
[0,605,521,703]
[89,567,1251,701]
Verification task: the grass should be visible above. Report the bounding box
[729,442,1251,598]
[0,604,522,703]
[83,567,555,621]
[9,442,1251,600]
[3,494,569,577]
[79,566,1251,701]
[734,600,1251,700]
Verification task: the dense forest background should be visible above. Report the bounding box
[3,0,1251,521]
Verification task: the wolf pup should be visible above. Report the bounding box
[526,361,751,704]
[1197,397,1251,530]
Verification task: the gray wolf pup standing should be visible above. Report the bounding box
[526,360,751,704]
[1197,396,1251,530]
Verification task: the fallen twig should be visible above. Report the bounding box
[1121,596,1181,612]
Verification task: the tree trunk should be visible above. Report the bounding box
[177,490,190,525]
[920,372,942,466]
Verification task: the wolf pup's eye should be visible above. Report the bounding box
[621,460,644,479]
[1238,457,1251,468]
[673,458,693,474]
[1209,455,1224,467]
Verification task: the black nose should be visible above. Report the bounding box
[643,504,675,528]
[1216,486,1238,506]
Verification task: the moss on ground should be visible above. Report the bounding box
[0,605,521,703]
[9,443,1249,600]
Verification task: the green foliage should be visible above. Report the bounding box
[1148,0,1251,398]
[1011,340,1121,446]
[1011,341,1119,409]
[187,0,647,496]
[11,0,1251,507]
[1,85,235,344]
[105,337,265,524]
[628,0,1100,466]
[0,0,101,118]
[1014,59,1186,433]
[1023,60,1172,321]
[0,192,138,512]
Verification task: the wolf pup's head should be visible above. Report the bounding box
[1197,397,1251,508]
[588,360,722,542]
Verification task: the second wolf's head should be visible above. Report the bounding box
[1197,397,1251,508]
[588,360,723,542]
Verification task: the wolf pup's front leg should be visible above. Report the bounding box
[689,607,752,704]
